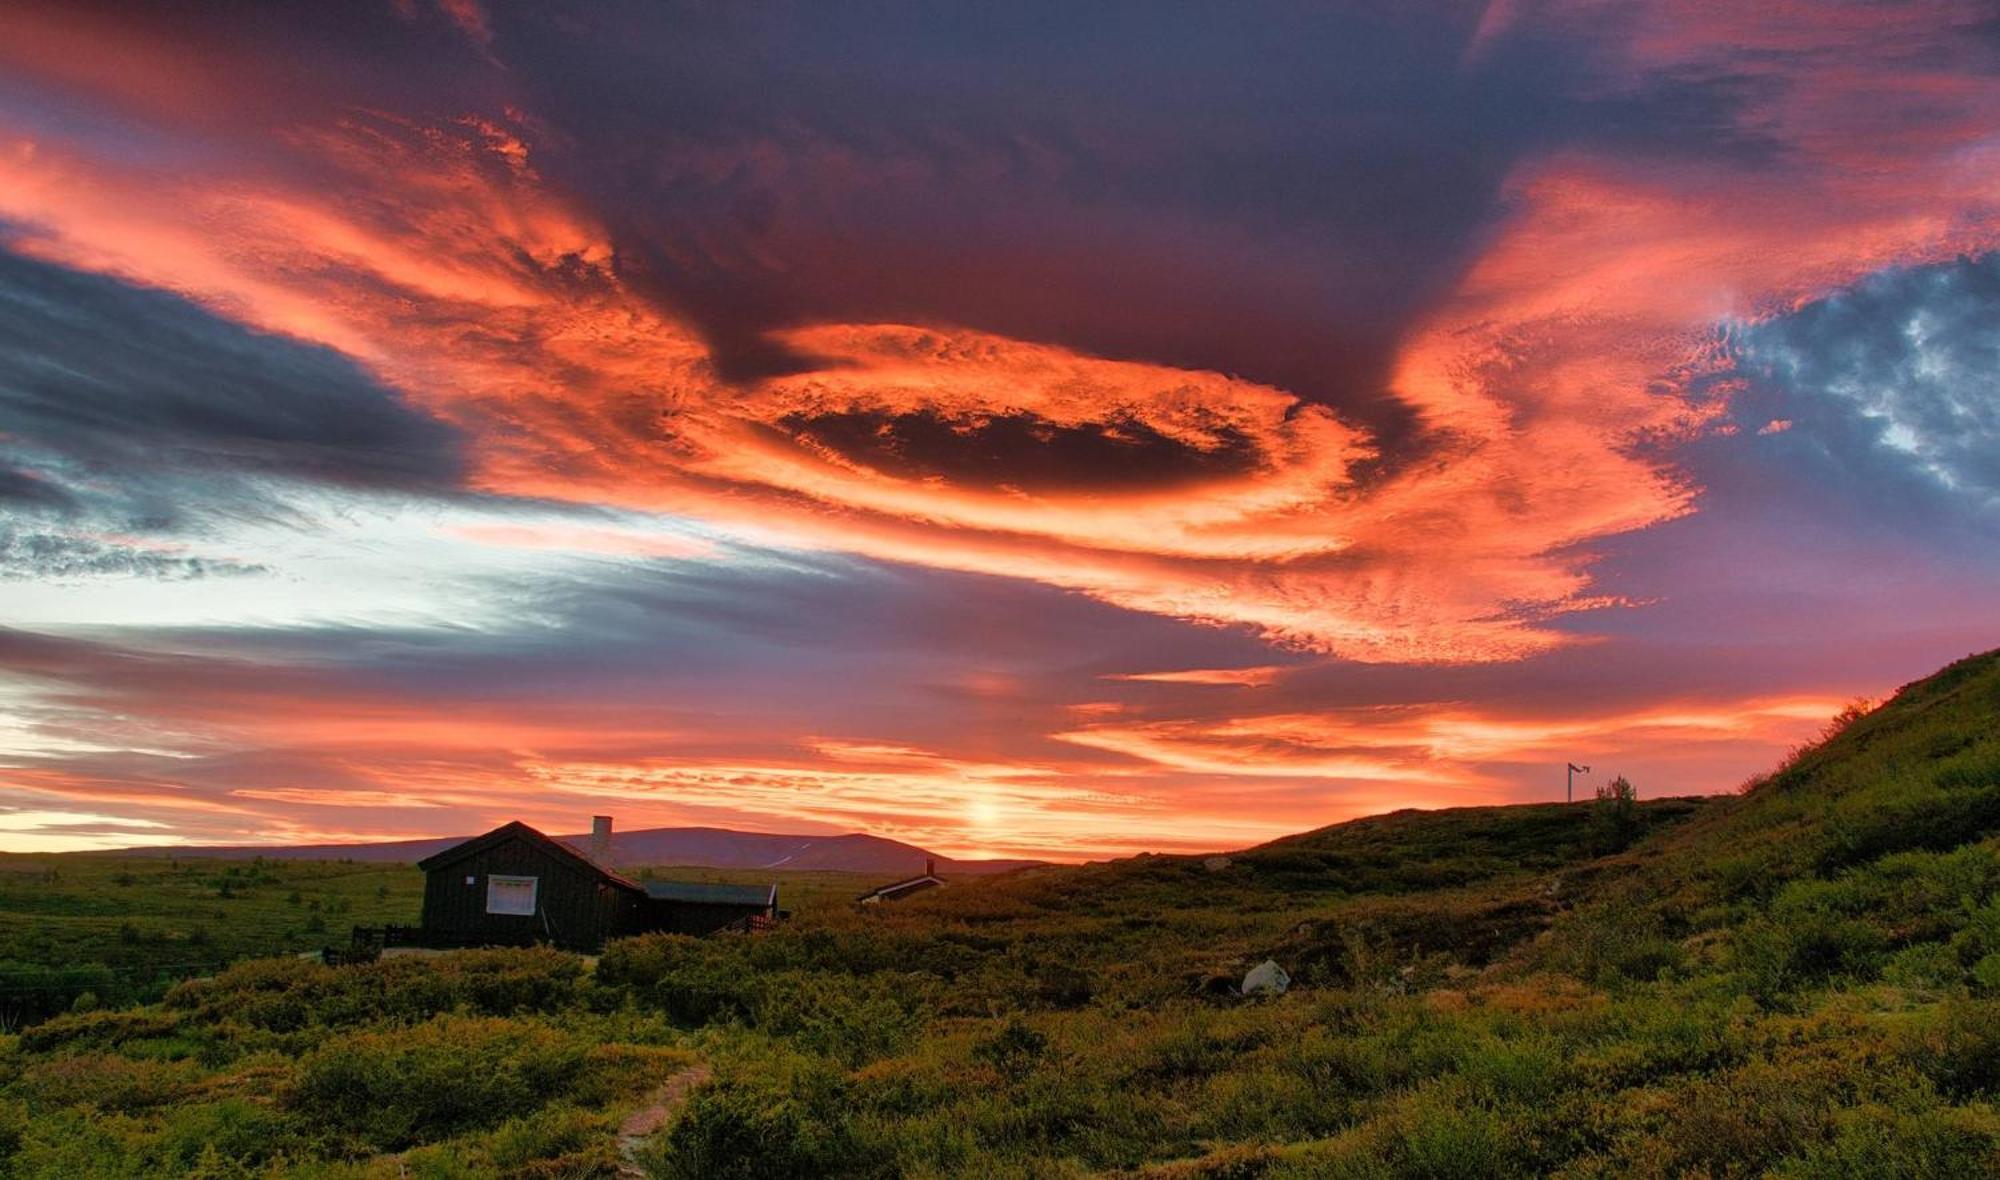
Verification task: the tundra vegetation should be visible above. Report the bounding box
[2,649,1999,1177]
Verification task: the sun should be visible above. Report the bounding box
[965,797,1002,830]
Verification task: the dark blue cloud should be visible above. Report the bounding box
[494,0,1777,459]
[1564,254,2000,669]
[1723,253,2000,522]
[0,246,465,521]
[0,530,265,580]
[0,0,1787,476]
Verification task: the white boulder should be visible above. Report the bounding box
[1241,959,1291,997]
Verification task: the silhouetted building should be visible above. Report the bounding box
[856,858,945,904]
[644,880,781,934]
[412,819,777,951]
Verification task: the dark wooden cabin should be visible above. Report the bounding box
[412,820,780,951]
[415,821,647,952]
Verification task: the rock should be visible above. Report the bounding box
[1242,959,1291,997]
[1203,856,1233,873]
[1191,973,1240,999]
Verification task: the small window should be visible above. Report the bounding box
[485,874,538,916]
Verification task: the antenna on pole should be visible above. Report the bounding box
[1567,762,1590,803]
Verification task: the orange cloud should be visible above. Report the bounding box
[1054,695,1848,787]
[0,87,1913,665]
[4,33,1991,668]
[1105,667,1290,687]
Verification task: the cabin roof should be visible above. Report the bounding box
[643,881,778,907]
[415,820,647,895]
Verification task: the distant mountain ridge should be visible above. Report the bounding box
[157,825,1042,875]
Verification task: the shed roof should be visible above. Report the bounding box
[415,821,647,895]
[856,873,944,902]
[644,881,777,907]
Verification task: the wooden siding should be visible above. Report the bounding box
[418,831,642,951]
[645,897,775,936]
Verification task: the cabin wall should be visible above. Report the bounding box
[644,897,772,936]
[420,834,634,950]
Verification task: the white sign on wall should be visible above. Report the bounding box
[486,874,538,916]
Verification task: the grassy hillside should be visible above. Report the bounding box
[0,858,881,1029]
[1,648,1998,1177]
[0,857,422,1027]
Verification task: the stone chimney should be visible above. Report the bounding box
[590,816,613,866]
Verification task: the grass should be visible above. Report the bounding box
[0,857,421,1026]
[0,856,882,1028]
[0,647,1997,1176]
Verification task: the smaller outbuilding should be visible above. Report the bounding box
[643,880,781,935]
[856,858,946,904]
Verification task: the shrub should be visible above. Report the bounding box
[642,1054,870,1180]
[1395,1084,1507,1180]
[1734,910,1887,1001]
[0,1099,24,1174]
[752,972,926,1067]
[1589,776,1643,854]
[1775,1100,2000,1178]
[17,1008,180,1054]
[598,936,756,1026]
[149,1099,293,1174]
[14,1053,202,1114]
[290,1015,594,1150]
[1905,998,2000,1101]
[482,1103,614,1174]
[973,1019,1049,1082]
[168,948,585,1032]
[1882,942,1962,990]
[1651,1063,1838,1177]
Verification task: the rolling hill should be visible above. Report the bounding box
[155,824,1041,875]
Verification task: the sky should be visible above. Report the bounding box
[0,1,1997,859]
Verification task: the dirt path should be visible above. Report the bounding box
[615,1064,712,1179]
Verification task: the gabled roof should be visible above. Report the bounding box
[856,873,944,902]
[415,821,647,895]
[644,881,777,907]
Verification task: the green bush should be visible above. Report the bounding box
[17,1008,180,1054]
[642,1053,872,1180]
[482,1103,614,1173]
[752,972,926,1067]
[289,1015,594,1150]
[597,936,757,1026]
[1395,1084,1508,1179]
[1775,1099,2000,1178]
[1905,998,2000,1101]
[14,1053,202,1114]
[972,1019,1049,1082]
[1589,776,1644,854]
[167,948,586,1032]
[149,1099,293,1174]
[1882,942,1962,990]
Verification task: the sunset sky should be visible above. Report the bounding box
[1,1,1997,858]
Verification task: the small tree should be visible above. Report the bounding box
[1590,775,1642,853]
